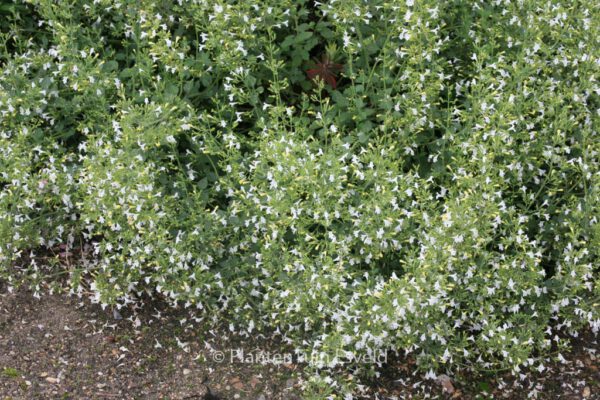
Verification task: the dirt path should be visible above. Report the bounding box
[0,287,301,400]
[1,285,599,399]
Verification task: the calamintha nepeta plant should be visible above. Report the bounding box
[0,0,599,398]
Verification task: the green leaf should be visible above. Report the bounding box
[198,177,208,190]
[119,68,135,79]
[102,60,119,73]
[331,90,348,107]
[281,35,295,49]
[357,131,369,144]
[295,31,313,43]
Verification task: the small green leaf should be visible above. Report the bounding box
[102,60,119,73]
[198,177,208,189]
[295,31,313,43]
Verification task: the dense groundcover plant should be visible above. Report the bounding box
[1,0,599,397]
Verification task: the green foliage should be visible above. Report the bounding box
[1,0,599,397]
[1,367,21,378]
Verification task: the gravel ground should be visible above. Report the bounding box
[0,284,598,399]
[0,287,302,400]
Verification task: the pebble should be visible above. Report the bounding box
[45,377,59,384]
[183,368,191,376]
[582,387,591,398]
[285,378,296,388]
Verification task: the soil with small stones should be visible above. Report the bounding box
[1,282,599,400]
[0,285,301,400]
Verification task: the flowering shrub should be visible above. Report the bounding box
[1,0,599,397]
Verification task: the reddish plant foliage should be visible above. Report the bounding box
[306,54,343,89]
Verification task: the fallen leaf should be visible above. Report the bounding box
[230,377,244,390]
[437,374,455,394]
[249,376,261,389]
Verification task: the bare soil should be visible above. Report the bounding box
[1,283,598,399]
[0,286,301,400]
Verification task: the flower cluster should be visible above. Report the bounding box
[1,0,598,397]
